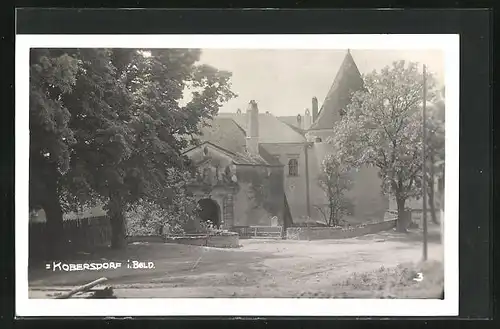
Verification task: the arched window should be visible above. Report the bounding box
[288,159,298,176]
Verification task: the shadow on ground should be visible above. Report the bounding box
[29,243,285,287]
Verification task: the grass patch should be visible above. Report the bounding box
[300,260,444,299]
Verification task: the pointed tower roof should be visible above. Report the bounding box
[309,50,364,131]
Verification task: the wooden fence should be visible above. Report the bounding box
[29,216,112,260]
[232,225,283,239]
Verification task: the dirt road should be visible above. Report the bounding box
[29,228,443,298]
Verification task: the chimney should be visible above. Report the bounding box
[246,100,259,155]
[312,97,319,122]
[304,108,311,130]
[296,114,302,129]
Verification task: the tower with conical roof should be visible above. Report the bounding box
[307,50,364,140]
[305,49,389,226]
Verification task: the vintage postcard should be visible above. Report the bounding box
[16,34,459,316]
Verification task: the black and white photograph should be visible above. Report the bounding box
[16,34,459,317]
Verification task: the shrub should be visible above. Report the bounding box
[126,200,188,236]
[197,220,233,236]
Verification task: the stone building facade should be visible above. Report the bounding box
[182,102,286,231]
[184,50,390,229]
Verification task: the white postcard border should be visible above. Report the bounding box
[16,34,459,317]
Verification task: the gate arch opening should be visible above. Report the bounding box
[198,198,221,228]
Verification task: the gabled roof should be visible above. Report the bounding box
[277,116,308,135]
[219,112,306,144]
[198,117,247,154]
[282,121,306,136]
[309,50,364,131]
[186,117,283,167]
[183,141,276,166]
[277,116,300,128]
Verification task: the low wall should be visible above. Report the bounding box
[286,220,396,241]
[166,235,207,247]
[127,235,165,243]
[207,234,240,248]
[232,226,283,239]
[165,233,240,248]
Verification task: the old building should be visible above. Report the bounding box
[183,101,287,231]
[185,50,390,229]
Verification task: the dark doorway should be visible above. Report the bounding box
[198,198,221,228]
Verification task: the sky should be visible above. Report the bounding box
[198,49,444,117]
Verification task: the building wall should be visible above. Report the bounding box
[184,144,240,231]
[232,164,285,226]
[261,143,310,221]
[184,142,285,229]
[347,166,389,221]
[306,141,389,224]
[261,140,388,225]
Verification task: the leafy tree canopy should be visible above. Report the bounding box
[29,48,237,250]
[327,60,442,231]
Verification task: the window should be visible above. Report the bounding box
[288,159,298,176]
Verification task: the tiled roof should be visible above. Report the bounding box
[310,51,364,131]
[185,141,279,167]
[188,117,283,167]
[278,116,300,128]
[283,122,306,136]
[277,116,308,136]
[219,112,306,144]
[198,117,247,154]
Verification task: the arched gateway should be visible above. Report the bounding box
[198,198,221,228]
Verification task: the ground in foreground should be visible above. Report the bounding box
[29,227,443,298]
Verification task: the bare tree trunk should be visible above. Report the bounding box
[32,156,65,259]
[43,195,65,259]
[55,277,108,299]
[109,192,127,249]
[42,176,66,259]
[328,199,336,226]
[395,196,409,232]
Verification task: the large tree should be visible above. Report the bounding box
[31,48,140,254]
[62,48,140,249]
[68,49,236,249]
[30,48,236,253]
[330,61,437,232]
[30,49,80,256]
